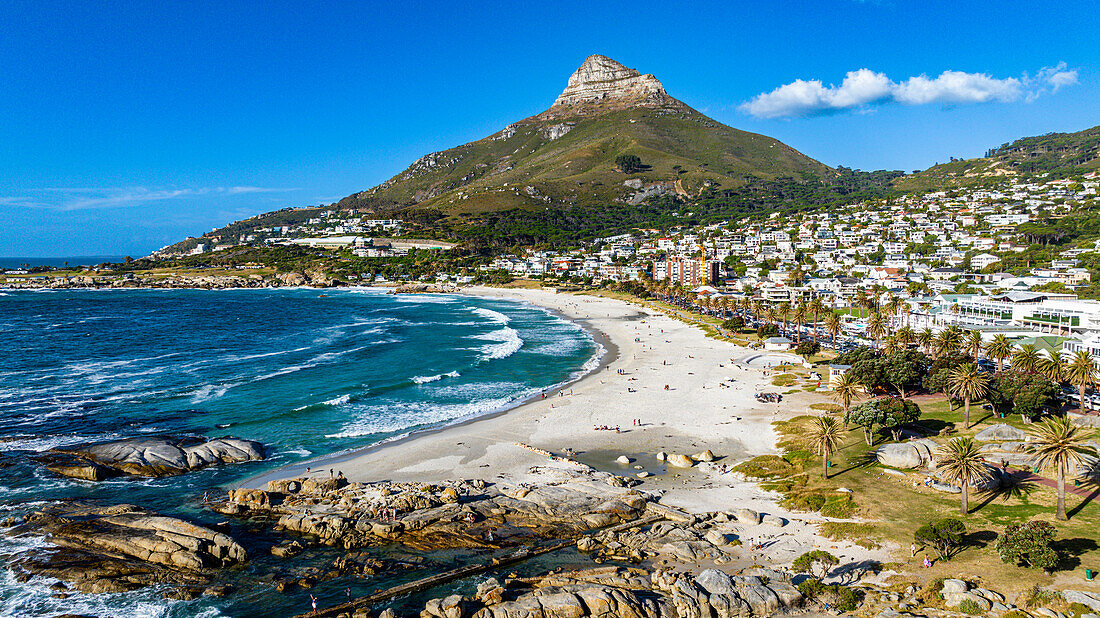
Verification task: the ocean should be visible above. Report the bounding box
[0,287,600,617]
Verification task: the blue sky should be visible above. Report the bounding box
[1,0,1096,257]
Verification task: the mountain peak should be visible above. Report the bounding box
[548,54,674,113]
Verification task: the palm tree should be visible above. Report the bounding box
[985,334,1014,372]
[831,372,864,418]
[808,416,845,479]
[778,301,791,335]
[1011,344,1042,374]
[917,328,935,356]
[825,312,842,347]
[1065,350,1098,412]
[853,290,868,319]
[934,326,963,359]
[882,335,900,355]
[947,362,989,429]
[809,298,826,343]
[936,437,991,515]
[894,325,915,350]
[792,304,807,342]
[1029,416,1092,520]
[867,311,887,350]
[1039,350,1067,385]
[885,296,903,332]
[965,330,984,361]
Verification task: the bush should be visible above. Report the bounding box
[958,599,984,615]
[795,577,861,611]
[1068,603,1094,617]
[615,154,642,173]
[832,586,862,612]
[915,518,967,561]
[796,340,821,358]
[1003,611,1031,618]
[757,323,780,338]
[793,550,839,578]
[796,577,827,599]
[994,520,1059,570]
[722,316,745,330]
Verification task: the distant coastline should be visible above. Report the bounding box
[0,255,130,269]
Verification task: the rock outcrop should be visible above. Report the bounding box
[544,55,678,117]
[214,466,650,552]
[874,438,939,470]
[6,503,246,593]
[41,436,265,479]
[419,566,802,618]
[975,424,1027,442]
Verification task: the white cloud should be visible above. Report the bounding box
[740,63,1078,118]
[1,186,302,211]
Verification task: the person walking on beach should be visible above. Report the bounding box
[310,594,318,612]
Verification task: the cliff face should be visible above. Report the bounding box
[549,54,674,113]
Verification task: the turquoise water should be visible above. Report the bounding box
[0,288,599,617]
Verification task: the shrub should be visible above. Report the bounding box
[915,518,967,561]
[795,578,861,611]
[994,520,1059,570]
[1003,611,1031,618]
[832,586,862,612]
[722,316,744,330]
[793,550,839,578]
[757,323,780,338]
[796,340,821,358]
[615,154,642,173]
[958,599,984,615]
[1068,603,1094,617]
[796,577,827,599]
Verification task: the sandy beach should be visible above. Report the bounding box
[254,286,893,572]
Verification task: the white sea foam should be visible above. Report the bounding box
[0,562,222,618]
[392,294,458,304]
[410,370,460,384]
[473,327,523,360]
[220,345,310,363]
[189,382,241,404]
[322,394,351,406]
[325,390,528,439]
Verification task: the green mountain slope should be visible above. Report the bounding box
[335,55,832,217]
[896,124,1100,191]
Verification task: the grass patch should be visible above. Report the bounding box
[771,373,797,387]
[819,522,880,549]
[809,403,842,412]
[734,455,798,479]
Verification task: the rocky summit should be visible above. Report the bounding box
[547,54,674,115]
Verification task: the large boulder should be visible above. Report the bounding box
[45,436,265,479]
[975,424,1027,442]
[667,454,695,468]
[6,503,246,593]
[874,438,938,469]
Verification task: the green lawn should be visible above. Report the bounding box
[741,396,1100,596]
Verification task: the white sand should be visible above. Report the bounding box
[260,286,893,573]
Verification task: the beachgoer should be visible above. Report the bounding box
[910,543,916,557]
[329,468,334,479]
[202,491,209,504]
[923,555,932,568]
[310,594,318,611]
